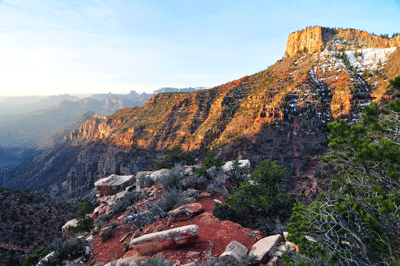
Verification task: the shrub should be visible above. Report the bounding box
[228,160,294,220]
[159,188,189,212]
[184,174,202,190]
[44,238,87,265]
[205,254,258,266]
[212,203,243,224]
[158,165,185,190]
[23,246,47,266]
[68,198,94,233]
[137,175,154,188]
[111,191,143,215]
[216,160,295,234]
[155,146,194,170]
[194,152,222,179]
[226,159,249,188]
[135,256,174,266]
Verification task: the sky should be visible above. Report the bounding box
[1,0,400,96]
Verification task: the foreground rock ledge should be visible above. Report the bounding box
[129,225,200,255]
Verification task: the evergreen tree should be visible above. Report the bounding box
[285,76,400,265]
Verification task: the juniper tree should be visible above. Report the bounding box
[285,76,400,265]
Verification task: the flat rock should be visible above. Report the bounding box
[249,234,283,263]
[129,225,200,255]
[220,240,248,261]
[95,174,135,197]
[169,202,204,222]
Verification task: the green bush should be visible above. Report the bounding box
[23,246,47,266]
[194,151,222,179]
[68,199,94,233]
[42,238,87,265]
[215,159,294,234]
[212,203,243,224]
[155,146,194,170]
[229,160,294,220]
[226,159,249,187]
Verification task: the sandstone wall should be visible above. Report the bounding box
[285,26,400,58]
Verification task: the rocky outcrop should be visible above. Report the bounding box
[285,26,400,58]
[68,146,158,195]
[94,174,136,197]
[61,219,78,238]
[129,225,200,255]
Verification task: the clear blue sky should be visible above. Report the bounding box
[1,0,399,96]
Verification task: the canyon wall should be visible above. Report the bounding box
[285,26,400,58]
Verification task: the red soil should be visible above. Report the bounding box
[91,195,263,265]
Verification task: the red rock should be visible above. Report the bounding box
[199,192,211,197]
[169,203,204,222]
[129,225,200,255]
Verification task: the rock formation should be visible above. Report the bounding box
[285,26,400,58]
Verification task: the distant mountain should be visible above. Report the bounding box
[0,94,79,119]
[89,91,152,107]
[0,91,152,148]
[152,87,207,94]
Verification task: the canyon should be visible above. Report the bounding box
[2,26,400,198]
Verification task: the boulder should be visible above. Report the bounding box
[37,252,56,266]
[61,219,78,238]
[220,241,248,261]
[129,225,200,255]
[222,159,250,172]
[249,234,283,263]
[94,174,136,197]
[169,202,204,222]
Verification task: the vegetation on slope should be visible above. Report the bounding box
[285,75,400,265]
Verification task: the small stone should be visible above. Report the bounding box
[200,192,211,197]
[186,251,201,258]
[213,199,222,204]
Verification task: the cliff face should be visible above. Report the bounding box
[285,26,400,58]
